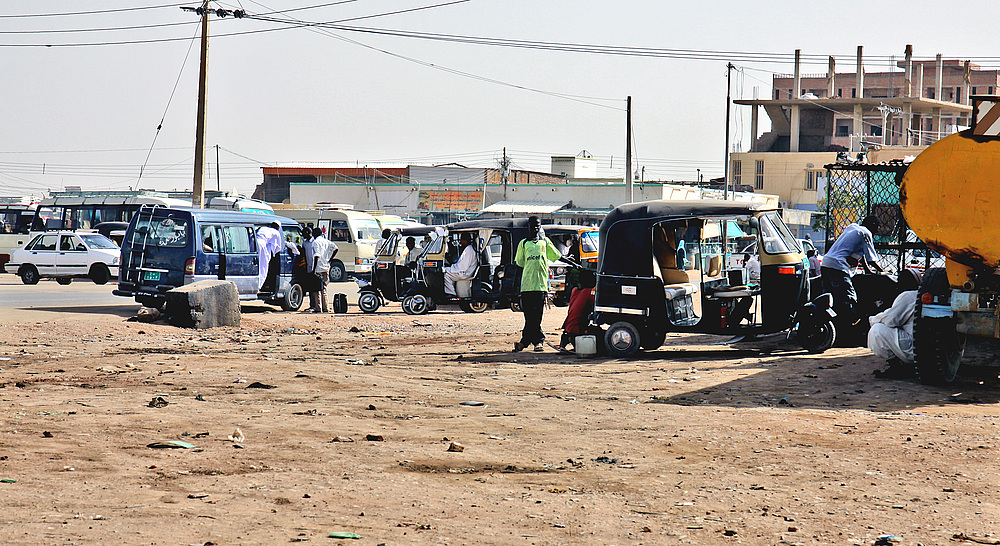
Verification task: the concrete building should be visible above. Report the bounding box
[729,46,988,238]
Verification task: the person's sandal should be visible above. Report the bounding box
[533,344,544,352]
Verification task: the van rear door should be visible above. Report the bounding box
[220,224,259,296]
[121,213,192,290]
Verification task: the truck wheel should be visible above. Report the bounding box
[57,278,73,285]
[358,292,381,313]
[329,261,346,283]
[19,265,39,285]
[914,268,964,384]
[798,320,836,353]
[280,283,304,311]
[604,321,640,357]
[89,264,111,285]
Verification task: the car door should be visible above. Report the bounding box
[56,234,87,275]
[199,224,224,280]
[221,224,259,296]
[27,234,60,275]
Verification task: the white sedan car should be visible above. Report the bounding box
[6,231,120,285]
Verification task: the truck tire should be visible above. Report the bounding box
[329,261,346,283]
[89,263,111,285]
[915,268,966,385]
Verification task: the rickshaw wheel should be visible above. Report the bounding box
[510,301,522,313]
[799,320,837,354]
[640,329,666,350]
[406,294,430,315]
[358,292,381,314]
[604,321,640,357]
[460,300,489,313]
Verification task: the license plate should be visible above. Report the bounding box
[144,271,161,281]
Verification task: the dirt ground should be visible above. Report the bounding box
[2,299,1000,546]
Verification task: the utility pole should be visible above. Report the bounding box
[181,2,244,208]
[501,147,510,200]
[625,96,633,203]
[724,63,734,201]
[192,1,210,208]
[215,144,221,191]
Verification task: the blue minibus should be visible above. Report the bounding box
[114,207,305,310]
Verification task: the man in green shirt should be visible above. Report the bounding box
[513,216,562,352]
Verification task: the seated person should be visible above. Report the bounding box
[403,236,421,268]
[444,233,478,295]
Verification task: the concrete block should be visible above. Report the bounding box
[166,280,241,329]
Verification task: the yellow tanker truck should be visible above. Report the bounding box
[900,95,1000,384]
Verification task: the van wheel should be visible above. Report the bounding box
[19,265,39,285]
[89,264,110,285]
[604,321,640,357]
[358,292,381,313]
[57,278,72,285]
[281,283,304,311]
[329,261,346,283]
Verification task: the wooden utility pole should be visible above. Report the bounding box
[192,1,210,208]
[625,96,633,203]
[724,63,733,200]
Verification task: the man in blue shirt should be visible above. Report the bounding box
[821,215,882,327]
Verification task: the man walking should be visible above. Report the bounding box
[513,216,561,352]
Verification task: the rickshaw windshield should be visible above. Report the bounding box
[423,234,445,255]
[757,212,800,254]
[375,233,399,257]
[581,231,599,253]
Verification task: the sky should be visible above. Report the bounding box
[1,0,998,199]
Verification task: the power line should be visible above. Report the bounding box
[0,3,186,18]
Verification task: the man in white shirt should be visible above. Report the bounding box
[310,227,339,313]
[444,233,478,296]
[869,269,921,377]
[302,227,316,311]
[744,253,761,282]
[255,223,283,293]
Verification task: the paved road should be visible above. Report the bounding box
[0,274,362,321]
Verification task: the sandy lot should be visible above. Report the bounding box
[1,295,1000,545]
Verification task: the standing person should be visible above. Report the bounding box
[821,215,882,328]
[302,228,317,312]
[513,216,561,352]
[806,248,821,277]
[255,222,283,294]
[311,227,339,313]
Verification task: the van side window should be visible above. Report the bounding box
[202,225,221,252]
[327,220,351,242]
[223,225,255,254]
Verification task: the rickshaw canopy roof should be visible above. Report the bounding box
[598,199,769,277]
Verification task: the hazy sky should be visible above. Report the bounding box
[2,0,997,199]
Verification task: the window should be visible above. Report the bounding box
[731,160,742,186]
[852,88,856,98]
[837,124,850,137]
[30,234,58,251]
[325,220,351,242]
[754,160,764,190]
[926,88,935,99]
[223,226,255,254]
[80,234,117,250]
[837,88,843,98]
[60,235,77,251]
[806,171,816,191]
[201,225,221,252]
[129,217,190,248]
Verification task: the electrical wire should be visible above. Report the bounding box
[0,3,186,18]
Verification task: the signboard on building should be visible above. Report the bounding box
[417,190,483,212]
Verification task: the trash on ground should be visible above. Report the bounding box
[228,428,245,443]
[246,382,276,389]
[459,401,485,407]
[331,436,354,442]
[366,434,385,442]
[147,440,195,449]
[328,532,362,539]
[447,442,465,452]
[147,396,169,408]
[593,456,618,464]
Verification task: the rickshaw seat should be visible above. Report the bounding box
[663,283,697,300]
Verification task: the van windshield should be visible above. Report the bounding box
[130,217,190,248]
[581,231,599,253]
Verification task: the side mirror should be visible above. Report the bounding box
[748,216,760,230]
[76,244,87,251]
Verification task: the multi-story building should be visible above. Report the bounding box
[730,47,992,238]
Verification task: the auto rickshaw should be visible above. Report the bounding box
[399,219,532,315]
[592,199,837,357]
[357,226,437,313]
[543,224,599,306]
